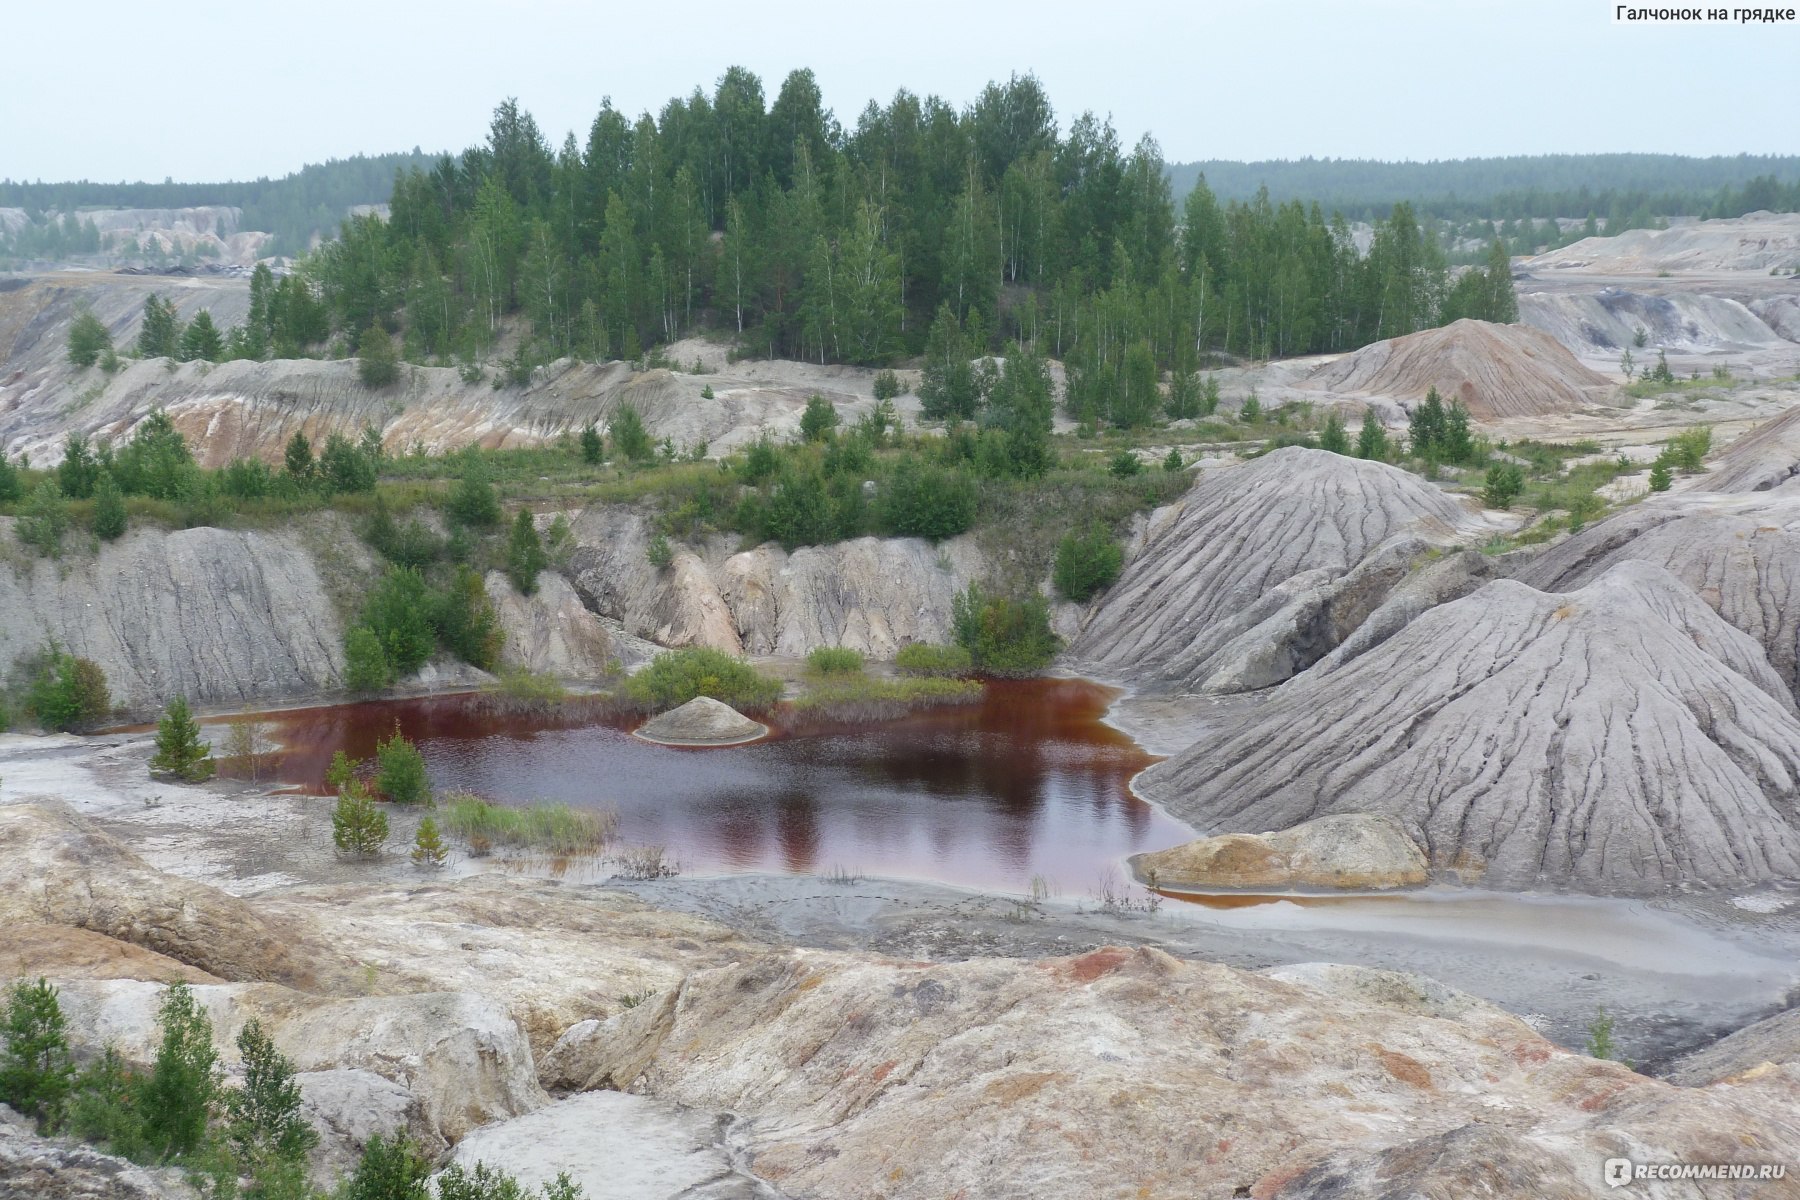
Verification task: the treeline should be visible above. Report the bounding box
[306,72,1518,380]
[0,151,437,256]
[1166,153,1800,224]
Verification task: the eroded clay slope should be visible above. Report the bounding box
[1691,405,1800,493]
[1298,318,1617,420]
[1071,447,1479,693]
[1136,560,1800,892]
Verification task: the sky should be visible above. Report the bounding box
[4,0,1796,182]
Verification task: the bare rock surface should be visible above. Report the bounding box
[1137,561,1800,892]
[0,1106,193,1199]
[1688,404,1800,493]
[561,946,1800,1200]
[1516,489,1800,696]
[635,697,766,746]
[484,568,618,680]
[1527,212,1800,274]
[1072,448,1480,692]
[1665,1006,1800,1086]
[1521,286,1792,361]
[568,505,984,659]
[1129,814,1428,891]
[1297,318,1618,419]
[0,522,347,710]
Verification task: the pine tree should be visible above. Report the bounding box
[1319,412,1350,455]
[1356,409,1389,460]
[344,625,390,692]
[1649,459,1674,492]
[91,471,127,541]
[140,982,220,1161]
[149,695,215,782]
[283,432,315,483]
[0,977,75,1130]
[375,727,430,804]
[177,310,223,363]
[608,403,652,463]
[1409,388,1446,457]
[579,423,603,465]
[1441,401,1475,464]
[136,294,182,358]
[225,1018,318,1187]
[357,323,401,387]
[411,816,449,868]
[507,509,547,595]
[57,431,100,498]
[918,304,978,421]
[332,787,389,859]
[67,310,113,368]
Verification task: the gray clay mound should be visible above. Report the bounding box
[1299,318,1616,420]
[1688,405,1800,494]
[1137,560,1800,894]
[634,696,767,746]
[1073,446,1479,693]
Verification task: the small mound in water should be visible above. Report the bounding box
[1300,319,1616,420]
[634,696,766,746]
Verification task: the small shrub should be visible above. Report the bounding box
[1053,526,1124,603]
[646,533,674,569]
[139,982,220,1162]
[479,667,569,714]
[91,472,127,541]
[951,583,1061,676]
[17,480,68,557]
[805,646,865,676]
[507,508,547,595]
[1664,426,1711,472]
[374,726,430,804]
[344,625,391,692]
[579,424,604,465]
[609,402,653,463]
[1648,460,1673,492]
[793,673,982,722]
[1238,392,1261,422]
[1482,463,1526,509]
[149,696,216,783]
[1162,448,1183,472]
[625,647,783,711]
[894,643,974,677]
[26,648,111,732]
[0,977,75,1131]
[356,324,400,387]
[872,369,901,401]
[332,789,388,859]
[611,843,678,880]
[1108,450,1141,478]
[224,1017,317,1183]
[411,816,449,867]
[1586,1005,1619,1061]
[800,393,839,442]
[700,384,714,399]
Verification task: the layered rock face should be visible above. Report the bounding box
[1129,814,1428,891]
[1690,406,1800,494]
[1297,318,1618,420]
[551,946,1800,1200]
[1072,448,1479,693]
[0,523,346,710]
[1517,489,1800,697]
[1137,561,1800,892]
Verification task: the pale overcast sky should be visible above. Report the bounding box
[4,0,1795,182]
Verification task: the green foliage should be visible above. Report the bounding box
[1356,409,1389,460]
[1108,450,1141,478]
[1238,392,1261,423]
[872,369,901,401]
[800,394,840,442]
[894,642,974,676]
[411,816,449,867]
[150,696,216,782]
[338,1133,431,1200]
[140,981,220,1162]
[136,294,182,359]
[433,566,504,671]
[805,646,865,676]
[64,1046,139,1155]
[320,433,378,493]
[646,533,673,569]
[333,788,389,859]
[17,480,68,556]
[446,451,502,527]
[609,403,653,463]
[1482,462,1526,509]
[344,626,391,692]
[1649,459,1673,492]
[1663,426,1711,472]
[625,647,783,711]
[1408,388,1446,456]
[67,309,113,368]
[0,452,20,505]
[918,304,978,420]
[362,567,437,676]
[950,583,1061,676]
[225,1017,318,1190]
[374,727,431,805]
[357,324,401,387]
[1318,412,1349,455]
[91,471,127,540]
[441,793,615,854]
[507,509,547,594]
[283,432,315,483]
[177,310,223,363]
[880,458,977,540]
[1163,448,1183,472]
[0,978,75,1130]
[436,1160,586,1200]
[112,411,196,501]
[26,647,111,732]
[1053,526,1124,602]
[579,424,603,465]
[58,433,100,499]
[1586,1006,1618,1061]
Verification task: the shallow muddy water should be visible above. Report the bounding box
[255,679,1194,892]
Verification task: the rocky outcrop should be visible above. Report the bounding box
[1689,406,1800,493]
[0,1106,192,1199]
[1072,448,1480,693]
[568,505,984,659]
[1665,1007,1800,1086]
[0,803,331,987]
[634,697,766,746]
[0,523,347,710]
[484,569,619,679]
[1520,287,1792,360]
[552,947,1800,1200]
[1137,561,1800,893]
[1129,814,1428,891]
[1516,490,1800,696]
[1298,319,1618,420]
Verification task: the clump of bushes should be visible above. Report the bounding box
[894,642,974,677]
[1052,525,1123,602]
[805,646,865,676]
[624,647,783,712]
[21,645,111,732]
[951,583,1061,676]
[1482,462,1526,509]
[792,673,983,722]
[442,792,616,854]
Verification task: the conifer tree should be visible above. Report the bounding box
[411,816,449,867]
[150,695,215,782]
[1356,409,1389,460]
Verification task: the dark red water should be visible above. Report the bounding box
[252,679,1191,891]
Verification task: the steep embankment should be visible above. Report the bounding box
[1528,212,1800,273]
[1688,404,1800,493]
[1517,489,1800,698]
[1071,447,1482,693]
[1137,561,1800,893]
[1297,318,1618,420]
[566,505,986,658]
[1519,287,1794,358]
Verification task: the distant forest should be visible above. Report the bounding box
[0,152,438,255]
[1167,154,1800,226]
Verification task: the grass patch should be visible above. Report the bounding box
[791,673,983,722]
[442,792,616,854]
[894,643,974,677]
[625,646,783,712]
[475,666,571,715]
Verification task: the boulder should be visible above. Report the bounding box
[1136,561,1800,893]
[484,568,618,679]
[0,1106,192,1199]
[634,697,765,746]
[1130,814,1428,891]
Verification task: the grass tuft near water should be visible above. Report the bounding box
[442,791,617,854]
